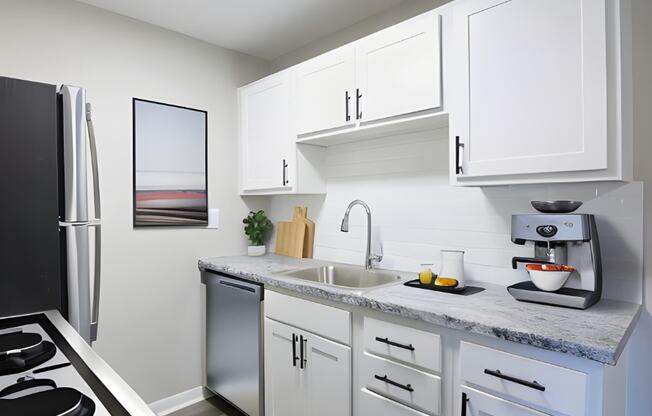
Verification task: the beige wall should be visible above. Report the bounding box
[0,0,269,402]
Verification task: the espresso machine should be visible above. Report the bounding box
[508,211,603,309]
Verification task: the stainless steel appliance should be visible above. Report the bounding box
[509,213,603,309]
[202,270,263,416]
[0,77,101,343]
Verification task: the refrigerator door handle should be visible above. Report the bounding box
[86,103,101,343]
[89,223,101,343]
[86,103,101,221]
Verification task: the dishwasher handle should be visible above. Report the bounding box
[202,270,263,300]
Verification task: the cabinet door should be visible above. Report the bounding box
[294,45,356,135]
[239,71,292,191]
[356,11,441,123]
[461,386,548,416]
[452,0,607,178]
[304,331,352,416]
[264,318,304,416]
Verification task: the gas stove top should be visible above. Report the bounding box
[0,313,132,415]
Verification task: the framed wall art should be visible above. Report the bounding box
[133,98,208,227]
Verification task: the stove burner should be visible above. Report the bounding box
[0,339,56,376]
[0,377,95,415]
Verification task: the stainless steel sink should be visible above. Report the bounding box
[281,265,403,291]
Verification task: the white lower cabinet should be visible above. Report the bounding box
[264,318,351,416]
[461,386,547,416]
[264,318,304,416]
[360,388,430,416]
[360,352,441,415]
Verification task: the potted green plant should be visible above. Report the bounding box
[243,210,273,256]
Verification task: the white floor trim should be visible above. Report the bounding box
[148,386,214,416]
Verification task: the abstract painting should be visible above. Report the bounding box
[133,98,208,226]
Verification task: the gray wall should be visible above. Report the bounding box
[630,0,652,413]
[0,0,269,403]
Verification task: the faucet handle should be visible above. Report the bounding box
[369,253,383,264]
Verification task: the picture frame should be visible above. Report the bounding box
[132,98,208,227]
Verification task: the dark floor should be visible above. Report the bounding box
[167,395,245,416]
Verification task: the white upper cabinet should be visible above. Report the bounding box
[450,0,630,185]
[294,9,444,142]
[239,72,326,195]
[294,46,356,135]
[239,71,293,192]
[356,11,442,123]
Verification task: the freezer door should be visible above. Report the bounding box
[59,85,89,223]
[63,224,92,343]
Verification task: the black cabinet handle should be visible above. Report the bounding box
[292,333,298,367]
[345,91,351,121]
[356,88,362,120]
[299,335,307,369]
[484,369,546,392]
[374,374,413,392]
[455,136,464,175]
[461,392,468,416]
[375,336,415,351]
[282,159,288,186]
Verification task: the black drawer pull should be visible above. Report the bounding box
[292,333,298,367]
[375,337,415,351]
[484,369,546,392]
[345,91,351,121]
[461,392,468,416]
[455,136,464,175]
[374,374,413,392]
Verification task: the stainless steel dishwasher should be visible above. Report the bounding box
[202,270,264,416]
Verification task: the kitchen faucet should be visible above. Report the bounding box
[340,200,383,270]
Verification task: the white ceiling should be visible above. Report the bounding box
[77,0,409,60]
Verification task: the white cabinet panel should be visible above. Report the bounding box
[461,386,548,416]
[304,330,352,416]
[460,342,587,416]
[359,388,430,416]
[265,290,351,345]
[356,11,441,123]
[264,316,351,416]
[360,352,441,415]
[294,46,355,135]
[264,318,303,416]
[239,71,292,191]
[452,0,608,178]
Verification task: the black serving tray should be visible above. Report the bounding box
[404,278,485,296]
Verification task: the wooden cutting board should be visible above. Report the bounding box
[293,206,315,258]
[275,220,306,258]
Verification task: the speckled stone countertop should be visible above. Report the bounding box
[198,254,641,365]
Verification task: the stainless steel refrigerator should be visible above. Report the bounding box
[0,76,101,344]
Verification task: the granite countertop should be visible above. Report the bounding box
[198,254,641,365]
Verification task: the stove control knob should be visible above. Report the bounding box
[536,225,558,238]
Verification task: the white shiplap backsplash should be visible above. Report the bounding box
[268,128,643,303]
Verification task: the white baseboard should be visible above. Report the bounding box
[148,386,213,416]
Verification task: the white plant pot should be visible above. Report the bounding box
[248,245,266,256]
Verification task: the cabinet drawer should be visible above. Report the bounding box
[359,388,429,416]
[461,385,548,416]
[265,290,351,345]
[460,342,587,416]
[364,317,441,372]
[361,352,441,415]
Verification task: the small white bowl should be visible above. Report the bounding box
[526,264,575,292]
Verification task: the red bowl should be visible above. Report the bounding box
[526,264,575,272]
